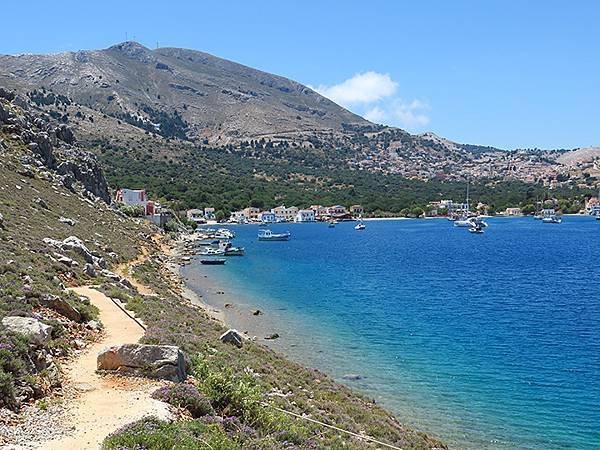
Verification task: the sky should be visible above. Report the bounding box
[2,0,599,149]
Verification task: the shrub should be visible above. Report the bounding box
[152,383,214,417]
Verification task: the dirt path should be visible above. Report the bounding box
[35,286,171,450]
[114,246,156,296]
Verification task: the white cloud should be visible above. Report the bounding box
[312,71,430,131]
[312,71,398,106]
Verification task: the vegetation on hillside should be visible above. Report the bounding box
[91,137,594,217]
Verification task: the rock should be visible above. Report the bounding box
[61,236,94,263]
[0,86,16,101]
[265,333,280,340]
[73,339,86,350]
[83,263,97,277]
[252,309,263,316]
[59,216,76,226]
[342,374,363,381]
[54,252,79,267]
[219,329,243,348]
[86,320,101,331]
[97,344,186,381]
[224,303,233,308]
[34,197,49,209]
[0,102,8,123]
[55,124,74,144]
[0,212,4,228]
[40,294,82,322]
[1,316,53,345]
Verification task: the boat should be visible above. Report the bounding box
[354,217,365,230]
[328,220,336,228]
[258,229,291,241]
[453,216,472,227]
[200,248,225,256]
[220,242,245,256]
[542,215,562,224]
[200,258,226,265]
[468,224,484,234]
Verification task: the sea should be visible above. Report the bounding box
[181,217,600,449]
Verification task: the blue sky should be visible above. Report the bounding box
[2,0,599,149]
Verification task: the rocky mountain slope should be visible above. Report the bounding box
[0,42,597,199]
[0,42,369,143]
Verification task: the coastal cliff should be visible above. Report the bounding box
[0,88,446,448]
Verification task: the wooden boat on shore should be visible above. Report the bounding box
[200,258,226,265]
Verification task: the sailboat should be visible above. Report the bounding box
[354,216,366,230]
[454,181,474,227]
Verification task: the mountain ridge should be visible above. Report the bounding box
[0,41,598,188]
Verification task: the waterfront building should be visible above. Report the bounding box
[350,205,364,217]
[296,209,316,222]
[186,209,206,224]
[204,207,216,220]
[505,207,522,216]
[260,211,276,223]
[243,207,261,222]
[115,188,151,214]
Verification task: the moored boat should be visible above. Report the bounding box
[542,215,562,224]
[258,230,291,241]
[200,258,226,265]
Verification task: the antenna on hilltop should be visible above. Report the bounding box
[125,31,128,41]
[156,41,159,49]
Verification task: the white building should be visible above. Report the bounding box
[116,188,149,213]
[296,209,315,222]
[260,211,276,223]
[229,210,246,223]
[204,207,216,220]
[272,205,298,222]
[186,209,206,224]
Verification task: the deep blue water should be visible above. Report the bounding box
[187,217,600,449]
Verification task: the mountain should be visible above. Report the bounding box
[0,42,371,143]
[0,42,597,213]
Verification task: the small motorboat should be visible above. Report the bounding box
[468,226,484,234]
[220,242,245,256]
[328,220,336,228]
[200,258,226,265]
[542,215,562,224]
[200,248,225,256]
[354,222,366,230]
[258,230,291,241]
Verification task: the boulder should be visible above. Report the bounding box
[59,216,76,226]
[55,124,74,144]
[0,212,4,228]
[0,102,8,123]
[83,263,97,277]
[62,236,94,263]
[1,316,53,345]
[40,294,82,322]
[97,344,186,382]
[219,329,243,348]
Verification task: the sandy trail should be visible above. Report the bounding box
[114,247,156,296]
[36,286,170,450]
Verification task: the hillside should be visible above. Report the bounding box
[0,41,597,215]
[0,88,446,448]
[0,42,369,143]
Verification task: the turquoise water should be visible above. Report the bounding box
[184,217,600,449]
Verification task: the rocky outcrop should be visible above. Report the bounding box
[219,329,243,348]
[97,344,187,381]
[1,316,53,345]
[0,87,111,203]
[44,236,106,269]
[40,294,82,322]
